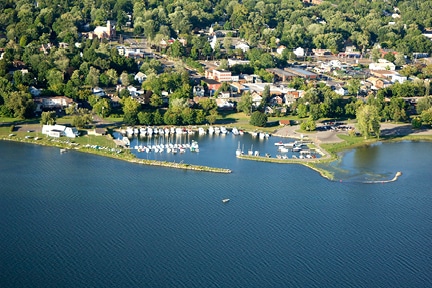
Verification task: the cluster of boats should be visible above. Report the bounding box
[134,140,200,154]
[123,126,247,137]
[274,141,317,159]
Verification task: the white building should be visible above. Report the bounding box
[276,45,286,55]
[369,59,396,71]
[293,47,305,58]
[42,125,79,138]
[235,42,250,53]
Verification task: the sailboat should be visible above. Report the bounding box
[236,142,242,157]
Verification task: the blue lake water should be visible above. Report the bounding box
[1,136,431,287]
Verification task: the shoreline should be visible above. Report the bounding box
[2,123,432,179]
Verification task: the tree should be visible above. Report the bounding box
[237,92,252,115]
[297,103,308,118]
[347,79,361,96]
[92,98,111,117]
[85,66,100,88]
[300,116,316,131]
[206,109,218,125]
[249,111,267,127]
[121,97,140,125]
[356,104,381,139]
[40,111,56,125]
[420,107,432,127]
[416,96,432,114]
[120,71,130,87]
[199,98,216,112]
[149,94,163,108]
[5,91,34,119]
[138,111,153,125]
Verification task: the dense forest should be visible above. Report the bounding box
[1,0,432,129]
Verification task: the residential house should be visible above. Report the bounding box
[235,42,250,53]
[334,85,348,96]
[371,70,407,83]
[34,96,75,111]
[367,77,391,90]
[216,99,235,110]
[270,95,283,105]
[201,78,222,95]
[312,49,331,56]
[134,72,147,84]
[218,91,230,98]
[284,89,304,106]
[369,59,396,71]
[92,87,106,97]
[293,47,305,58]
[251,92,263,107]
[276,45,286,55]
[193,85,205,97]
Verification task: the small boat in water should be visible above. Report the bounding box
[222,199,230,203]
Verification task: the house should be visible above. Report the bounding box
[227,59,250,67]
[92,87,105,97]
[369,59,396,71]
[277,45,287,55]
[235,42,250,53]
[29,86,42,97]
[366,77,392,90]
[312,49,332,56]
[201,78,222,95]
[193,85,205,97]
[42,125,79,138]
[293,47,305,58]
[251,92,263,107]
[215,99,235,110]
[134,72,147,84]
[270,95,283,105]
[334,86,348,96]
[218,91,230,98]
[34,96,75,110]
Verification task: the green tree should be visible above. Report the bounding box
[5,91,34,119]
[92,98,111,117]
[40,111,57,125]
[149,94,163,108]
[153,109,163,125]
[121,97,140,125]
[85,66,100,88]
[356,104,381,139]
[420,107,432,126]
[300,116,316,131]
[237,92,252,115]
[138,111,153,125]
[416,96,432,114]
[297,103,308,118]
[249,111,267,127]
[206,109,218,125]
[347,79,361,96]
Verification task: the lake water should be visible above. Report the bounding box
[1,135,431,287]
